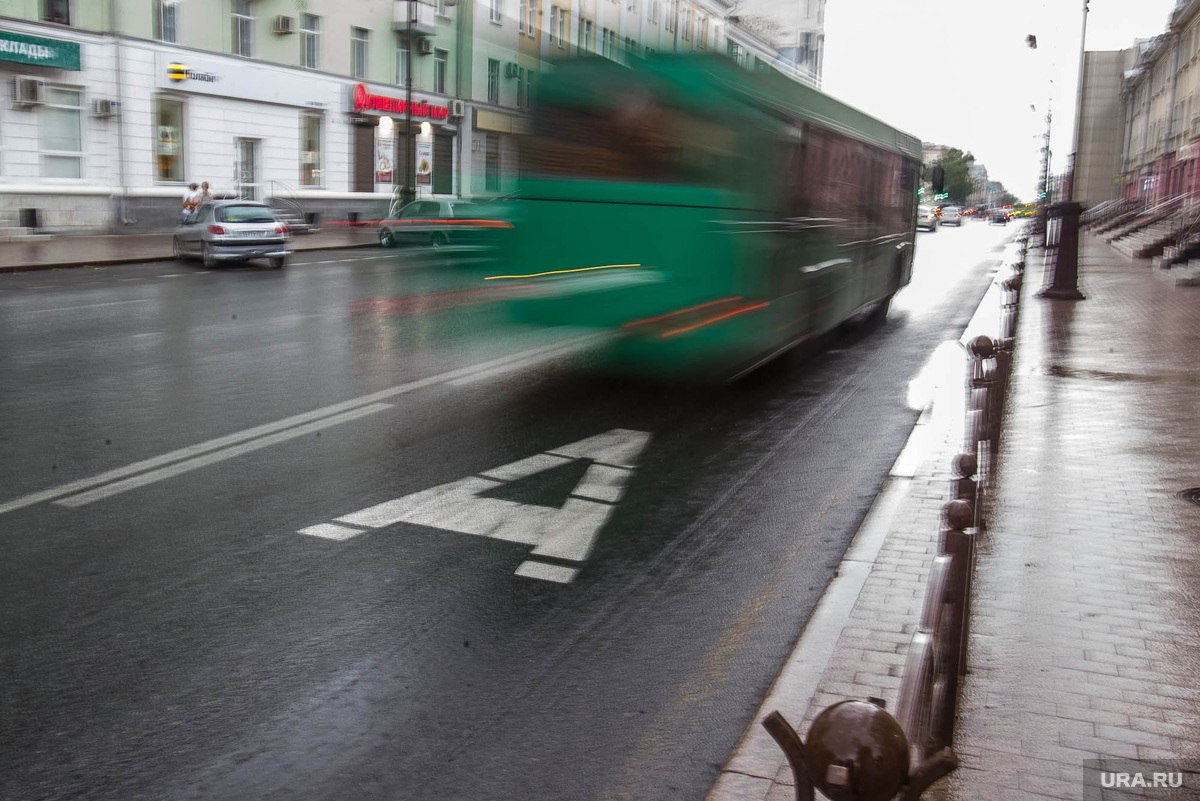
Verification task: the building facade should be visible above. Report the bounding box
[1101,0,1200,205]
[1,0,821,233]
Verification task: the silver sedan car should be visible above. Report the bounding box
[173,200,291,269]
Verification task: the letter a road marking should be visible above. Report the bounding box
[298,429,652,583]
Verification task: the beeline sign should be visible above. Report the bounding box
[353,84,450,121]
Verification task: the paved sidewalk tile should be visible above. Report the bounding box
[927,233,1200,800]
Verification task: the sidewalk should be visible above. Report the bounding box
[0,224,380,273]
[709,230,1200,800]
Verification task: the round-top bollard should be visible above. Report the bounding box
[966,334,995,361]
[804,700,910,801]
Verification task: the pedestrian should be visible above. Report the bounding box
[199,181,213,203]
[181,182,200,221]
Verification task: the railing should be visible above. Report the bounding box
[266,180,318,233]
[761,233,1029,801]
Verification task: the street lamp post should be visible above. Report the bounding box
[402,0,416,206]
[1038,0,1088,301]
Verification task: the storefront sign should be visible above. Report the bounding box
[155,53,329,109]
[351,84,450,121]
[0,29,81,70]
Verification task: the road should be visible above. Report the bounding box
[0,221,1013,801]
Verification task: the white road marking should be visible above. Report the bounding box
[15,299,151,314]
[514,561,578,583]
[55,403,394,507]
[0,336,603,517]
[298,523,370,541]
[300,428,653,583]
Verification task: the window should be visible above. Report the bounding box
[301,114,322,186]
[396,42,409,85]
[41,0,70,25]
[526,0,536,35]
[519,0,527,33]
[155,97,186,181]
[549,6,567,48]
[648,0,659,25]
[624,37,637,62]
[434,49,448,94]
[435,0,450,16]
[156,0,178,42]
[578,18,594,53]
[351,27,368,79]
[487,58,500,104]
[681,7,692,42]
[232,0,254,56]
[300,13,319,69]
[697,14,707,49]
[602,27,615,59]
[664,0,676,33]
[516,67,525,109]
[41,86,82,178]
[490,0,503,24]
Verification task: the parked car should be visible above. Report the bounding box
[173,200,291,269]
[916,204,939,231]
[939,205,964,226]
[376,196,504,247]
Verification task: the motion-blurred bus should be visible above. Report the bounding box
[490,54,922,379]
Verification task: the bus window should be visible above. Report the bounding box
[522,91,739,187]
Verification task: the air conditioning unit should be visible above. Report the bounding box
[11,76,45,108]
[273,15,295,34]
[449,99,465,117]
[416,37,434,55]
[505,62,520,79]
[90,98,118,118]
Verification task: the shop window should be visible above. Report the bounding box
[155,97,186,182]
[41,86,82,178]
[301,114,323,186]
[41,0,71,25]
[232,0,254,57]
[485,134,500,193]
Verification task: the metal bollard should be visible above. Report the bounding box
[764,700,958,801]
[938,500,976,739]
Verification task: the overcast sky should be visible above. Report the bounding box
[818,0,1179,200]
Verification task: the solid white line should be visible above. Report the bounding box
[0,337,595,517]
[55,403,394,507]
[17,299,151,314]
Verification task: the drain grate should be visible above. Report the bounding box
[1177,488,1200,507]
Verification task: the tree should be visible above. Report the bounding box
[935,148,976,204]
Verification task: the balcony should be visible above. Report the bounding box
[393,0,438,37]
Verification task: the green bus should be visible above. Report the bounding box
[490,54,922,379]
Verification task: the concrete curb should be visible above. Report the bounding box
[707,230,1023,801]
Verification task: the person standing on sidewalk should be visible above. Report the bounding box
[181,182,201,221]
[199,181,213,203]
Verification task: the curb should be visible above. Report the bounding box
[707,230,1023,801]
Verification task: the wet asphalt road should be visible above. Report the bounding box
[0,223,1012,801]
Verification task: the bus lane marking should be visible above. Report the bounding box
[298,428,653,584]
